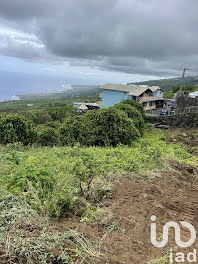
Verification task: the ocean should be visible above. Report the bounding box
[0,71,81,102]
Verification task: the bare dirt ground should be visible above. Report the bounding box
[52,129,198,264]
[166,128,198,156]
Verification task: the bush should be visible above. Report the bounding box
[20,109,53,125]
[48,105,73,122]
[37,127,59,146]
[114,103,144,134]
[0,114,36,145]
[121,99,145,118]
[92,108,140,146]
[60,108,140,147]
[59,113,99,146]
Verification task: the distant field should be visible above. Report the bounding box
[18,85,100,100]
[0,95,100,112]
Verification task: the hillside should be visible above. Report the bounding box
[18,85,100,100]
[131,76,198,91]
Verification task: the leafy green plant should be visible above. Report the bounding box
[48,105,73,122]
[1,129,196,219]
[0,194,45,231]
[60,108,140,147]
[121,99,145,118]
[37,127,59,146]
[114,103,144,134]
[3,156,80,217]
[0,114,36,145]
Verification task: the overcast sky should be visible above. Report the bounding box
[0,0,198,84]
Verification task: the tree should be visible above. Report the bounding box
[37,127,59,146]
[60,108,140,147]
[114,103,144,135]
[120,99,145,118]
[0,114,36,145]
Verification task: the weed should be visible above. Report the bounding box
[149,253,171,264]
[0,130,196,218]
[0,230,100,264]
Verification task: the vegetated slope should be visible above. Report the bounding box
[131,76,198,91]
[0,95,99,111]
[52,129,198,264]
[0,128,197,264]
[18,85,100,100]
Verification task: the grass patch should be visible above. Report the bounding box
[0,230,100,264]
[0,129,196,218]
[0,195,100,264]
[0,128,197,263]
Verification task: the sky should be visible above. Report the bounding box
[0,0,198,84]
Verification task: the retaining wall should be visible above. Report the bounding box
[146,112,198,128]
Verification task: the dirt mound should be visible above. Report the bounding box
[103,163,198,263]
[53,162,198,263]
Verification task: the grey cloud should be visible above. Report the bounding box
[0,0,198,78]
[0,38,45,60]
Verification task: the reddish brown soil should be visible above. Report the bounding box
[53,162,198,264]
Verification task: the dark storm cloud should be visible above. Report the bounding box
[0,0,198,78]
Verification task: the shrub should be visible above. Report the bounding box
[37,127,59,146]
[45,121,61,129]
[48,105,73,122]
[32,109,53,124]
[21,109,53,125]
[92,108,140,146]
[0,114,36,145]
[121,99,145,117]
[60,108,140,147]
[59,115,87,146]
[114,103,144,134]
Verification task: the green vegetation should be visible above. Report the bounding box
[163,85,198,99]
[60,108,140,147]
[0,195,99,264]
[18,85,100,100]
[134,76,198,91]
[149,254,170,264]
[114,103,144,134]
[0,114,36,145]
[0,127,196,263]
[0,99,144,147]
[0,130,196,219]
[0,96,197,263]
[37,127,59,146]
[0,95,99,112]
[120,98,145,118]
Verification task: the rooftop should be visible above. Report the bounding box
[100,83,155,96]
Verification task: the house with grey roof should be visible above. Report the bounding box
[73,102,100,112]
[100,83,164,110]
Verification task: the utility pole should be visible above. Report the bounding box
[180,67,186,92]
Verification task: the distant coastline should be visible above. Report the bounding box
[0,85,100,102]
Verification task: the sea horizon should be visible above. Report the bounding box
[0,71,99,102]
